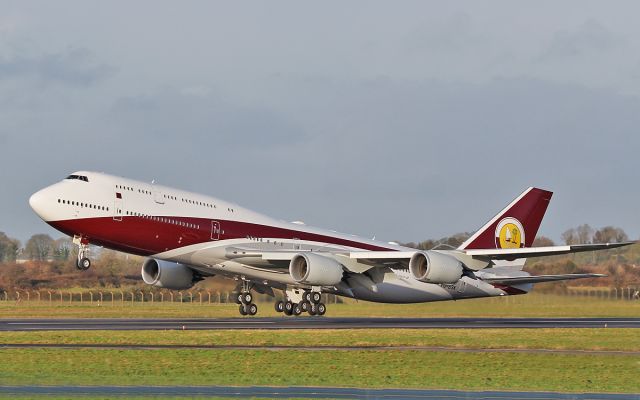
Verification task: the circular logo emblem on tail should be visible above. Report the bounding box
[495,217,525,249]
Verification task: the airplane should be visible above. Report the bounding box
[29,171,633,316]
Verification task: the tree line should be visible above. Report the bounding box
[0,232,73,263]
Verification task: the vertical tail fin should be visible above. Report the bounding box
[458,187,553,250]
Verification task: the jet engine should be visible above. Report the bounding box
[141,258,198,290]
[409,251,463,284]
[289,253,344,286]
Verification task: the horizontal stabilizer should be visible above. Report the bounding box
[482,273,606,285]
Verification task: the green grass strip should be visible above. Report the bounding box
[1,294,639,318]
[0,328,638,352]
[0,348,637,393]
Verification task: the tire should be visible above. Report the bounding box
[317,303,326,316]
[300,301,310,312]
[283,307,293,316]
[242,293,252,305]
[248,303,258,316]
[284,301,293,312]
[239,304,248,316]
[308,303,317,316]
[78,258,91,270]
[311,292,321,304]
[235,293,243,305]
[275,301,284,313]
[293,303,302,316]
[303,291,311,302]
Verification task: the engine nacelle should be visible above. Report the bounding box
[289,252,344,286]
[409,251,463,284]
[141,258,196,290]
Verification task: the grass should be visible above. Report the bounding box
[1,293,639,318]
[0,348,637,393]
[0,328,638,351]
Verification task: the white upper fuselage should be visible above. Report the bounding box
[29,171,406,255]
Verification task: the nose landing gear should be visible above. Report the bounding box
[73,235,91,271]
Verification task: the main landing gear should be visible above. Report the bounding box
[73,235,91,271]
[275,288,326,317]
[235,280,258,316]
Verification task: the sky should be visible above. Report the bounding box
[1,1,639,245]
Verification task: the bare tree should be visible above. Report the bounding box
[561,228,577,245]
[593,226,628,243]
[533,236,555,247]
[576,224,594,244]
[25,234,55,261]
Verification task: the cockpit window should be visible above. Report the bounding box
[66,175,89,182]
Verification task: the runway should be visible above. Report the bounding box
[1,317,640,331]
[0,385,635,399]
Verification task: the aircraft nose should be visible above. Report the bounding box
[29,189,48,219]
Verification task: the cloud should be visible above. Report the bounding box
[539,20,622,61]
[0,47,115,86]
[107,88,306,151]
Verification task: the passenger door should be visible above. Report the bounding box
[211,221,221,240]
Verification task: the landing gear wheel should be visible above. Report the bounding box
[293,303,302,316]
[275,301,284,313]
[239,304,248,316]
[308,303,318,316]
[300,301,310,312]
[302,291,311,302]
[311,292,322,304]
[283,306,293,316]
[317,303,326,316]
[235,293,243,304]
[284,301,293,314]
[241,293,253,305]
[248,303,258,316]
[77,257,91,271]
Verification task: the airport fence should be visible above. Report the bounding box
[0,289,345,305]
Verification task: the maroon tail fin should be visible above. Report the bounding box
[458,187,553,250]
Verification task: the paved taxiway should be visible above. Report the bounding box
[0,386,636,399]
[1,317,639,331]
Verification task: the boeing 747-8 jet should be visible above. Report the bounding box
[29,172,632,316]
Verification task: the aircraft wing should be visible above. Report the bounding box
[480,273,606,285]
[223,241,635,273]
[463,241,635,261]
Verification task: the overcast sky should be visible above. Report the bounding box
[1,1,639,245]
